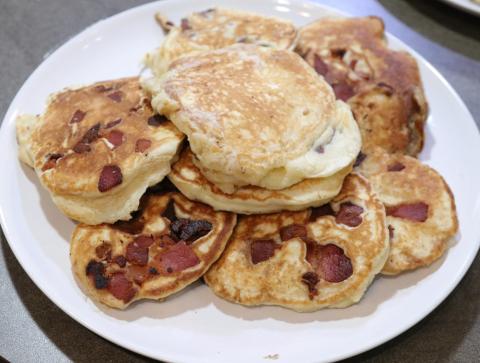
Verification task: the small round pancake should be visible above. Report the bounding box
[204,174,388,312]
[144,44,361,191]
[296,16,428,156]
[16,77,184,225]
[145,7,297,76]
[168,148,352,214]
[355,147,458,275]
[71,189,236,309]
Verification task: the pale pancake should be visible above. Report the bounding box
[168,148,352,214]
[296,16,427,156]
[205,174,388,312]
[16,78,184,225]
[355,147,458,274]
[143,44,361,192]
[145,7,297,76]
[71,189,236,309]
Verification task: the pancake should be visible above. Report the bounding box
[16,77,184,225]
[71,189,236,309]
[168,147,352,214]
[143,44,361,192]
[296,16,428,156]
[204,174,388,312]
[355,147,458,274]
[145,7,297,76]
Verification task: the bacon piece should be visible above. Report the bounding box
[113,218,144,235]
[98,165,123,192]
[306,243,353,283]
[126,235,154,266]
[279,224,307,241]
[107,272,137,303]
[335,202,364,227]
[387,162,405,172]
[113,255,127,268]
[309,204,335,222]
[70,110,86,124]
[107,91,123,102]
[147,114,168,126]
[331,48,346,58]
[73,123,101,153]
[154,241,200,273]
[180,18,191,31]
[94,85,113,93]
[353,151,367,167]
[313,54,328,76]
[170,218,212,243]
[135,138,151,153]
[95,242,112,259]
[73,143,91,153]
[105,118,122,129]
[105,130,124,148]
[86,260,109,289]
[388,225,395,240]
[41,153,63,171]
[301,271,319,299]
[250,239,278,264]
[386,202,429,222]
[333,82,355,101]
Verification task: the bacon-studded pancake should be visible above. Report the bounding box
[71,189,236,309]
[16,78,184,225]
[296,16,428,156]
[355,148,458,274]
[168,148,351,214]
[145,7,297,76]
[204,174,388,312]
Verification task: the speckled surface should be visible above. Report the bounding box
[0,0,479,362]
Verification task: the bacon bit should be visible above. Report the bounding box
[313,54,328,76]
[107,91,123,102]
[335,202,364,227]
[162,199,177,221]
[306,243,353,283]
[94,85,113,93]
[158,234,177,248]
[315,145,325,154]
[41,153,63,171]
[95,242,112,259]
[180,18,191,31]
[387,162,405,172]
[388,225,395,240]
[147,114,168,126]
[353,152,367,167]
[107,272,137,303]
[98,165,123,192]
[86,260,109,289]
[135,138,151,153]
[105,118,122,129]
[301,271,319,299]
[154,241,200,273]
[331,48,346,58]
[126,265,151,285]
[333,82,355,101]
[126,235,154,266]
[105,130,124,148]
[309,204,335,222]
[73,143,91,153]
[113,255,127,268]
[113,219,144,235]
[386,202,429,222]
[250,239,278,265]
[70,110,86,124]
[170,219,212,244]
[280,224,307,241]
[73,123,101,153]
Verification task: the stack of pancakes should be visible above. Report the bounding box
[16,8,458,311]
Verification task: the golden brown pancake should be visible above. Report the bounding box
[355,147,458,274]
[296,16,428,156]
[16,78,184,225]
[146,7,298,76]
[143,44,361,192]
[71,188,236,309]
[205,174,388,311]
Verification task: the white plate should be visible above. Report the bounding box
[439,0,480,16]
[1,1,479,362]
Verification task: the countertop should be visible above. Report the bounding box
[1,0,479,362]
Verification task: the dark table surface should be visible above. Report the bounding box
[1,0,479,362]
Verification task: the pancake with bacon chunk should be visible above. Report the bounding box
[71,188,236,309]
[204,174,388,312]
[16,77,184,225]
[296,16,428,156]
[355,147,458,274]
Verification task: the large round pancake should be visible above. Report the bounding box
[296,16,428,156]
[355,147,458,275]
[71,189,236,309]
[204,174,388,312]
[16,77,184,225]
[145,7,297,76]
[168,148,352,214]
[143,44,361,191]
